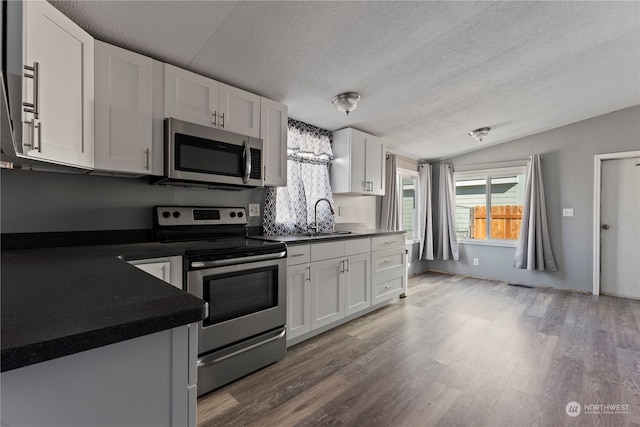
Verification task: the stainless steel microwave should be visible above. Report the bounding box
[156,118,263,189]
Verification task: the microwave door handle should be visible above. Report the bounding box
[243,140,251,184]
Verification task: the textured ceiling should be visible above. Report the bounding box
[51,1,640,161]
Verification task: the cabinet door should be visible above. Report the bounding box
[349,129,367,193]
[94,41,152,173]
[366,137,385,196]
[134,261,171,283]
[260,97,287,186]
[310,258,344,329]
[164,64,218,127]
[218,83,260,138]
[344,252,371,316]
[23,0,94,169]
[287,264,311,340]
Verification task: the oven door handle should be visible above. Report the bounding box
[197,328,286,368]
[190,251,287,269]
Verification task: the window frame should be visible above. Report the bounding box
[396,167,420,244]
[453,166,526,248]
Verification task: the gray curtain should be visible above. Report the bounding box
[437,164,459,260]
[514,155,557,271]
[380,154,400,230]
[419,163,434,260]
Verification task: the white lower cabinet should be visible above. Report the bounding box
[287,238,376,345]
[0,324,198,427]
[371,235,407,305]
[344,251,370,316]
[286,262,311,340]
[310,257,344,329]
[128,256,183,290]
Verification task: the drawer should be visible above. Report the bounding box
[345,238,370,256]
[371,247,405,274]
[371,233,405,251]
[372,273,405,304]
[311,241,345,262]
[287,244,311,266]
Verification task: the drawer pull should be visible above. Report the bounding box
[382,260,392,264]
[384,241,396,244]
[291,253,305,257]
[384,284,396,289]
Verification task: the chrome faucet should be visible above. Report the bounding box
[312,198,335,234]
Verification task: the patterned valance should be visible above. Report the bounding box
[287,118,333,162]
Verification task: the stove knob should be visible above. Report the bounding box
[230,212,236,218]
[237,211,244,218]
[173,211,181,218]
[162,211,171,219]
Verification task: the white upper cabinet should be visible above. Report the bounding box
[218,83,260,138]
[260,97,288,187]
[331,128,385,196]
[164,64,260,138]
[94,41,153,174]
[21,0,94,169]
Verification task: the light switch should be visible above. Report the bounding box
[563,208,574,217]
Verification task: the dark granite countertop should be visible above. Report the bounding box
[249,229,405,244]
[1,242,208,372]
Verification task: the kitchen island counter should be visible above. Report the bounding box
[1,242,207,373]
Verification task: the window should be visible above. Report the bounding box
[397,168,420,243]
[454,167,526,244]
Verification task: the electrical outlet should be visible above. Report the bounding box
[473,258,479,266]
[248,204,260,217]
[563,208,574,217]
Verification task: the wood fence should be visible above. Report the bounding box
[471,205,523,240]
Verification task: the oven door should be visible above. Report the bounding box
[187,257,286,353]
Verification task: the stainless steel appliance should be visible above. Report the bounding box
[154,206,287,396]
[155,118,264,189]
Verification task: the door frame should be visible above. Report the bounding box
[592,150,640,295]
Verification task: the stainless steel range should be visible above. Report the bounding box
[154,206,287,396]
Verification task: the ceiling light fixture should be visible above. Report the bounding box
[468,127,491,142]
[332,92,361,116]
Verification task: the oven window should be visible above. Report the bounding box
[202,266,278,326]
[175,133,243,177]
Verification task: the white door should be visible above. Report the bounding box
[366,136,385,195]
[310,258,343,329]
[349,129,367,193]
[218,83,260,138]
[344,252,370,316]
[601,157,640,298]
[260,97,288,187]
[286,263,311,340]
[164,64,218,127]
[23,0,94,168]
[94,41,153,173]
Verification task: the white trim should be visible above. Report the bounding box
[453,165,526,177]
[592,150,640,296]
[458,239,518,248]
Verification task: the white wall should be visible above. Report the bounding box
[427,105,640,292]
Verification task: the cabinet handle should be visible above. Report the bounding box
[212,111,217,126]
[219,112,225,128]
[306,266,311,281]
[345,259,349,272]
[34,122,41,152]
[291,253,305,257]
[160,265,166,281]
[144,148,150,170]
[22,62,39,119]
[384,284,395,289]
[340,260,344,274]
[22,119,35,149]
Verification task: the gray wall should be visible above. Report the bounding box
[0,170,266,233]
[427,105,640,292]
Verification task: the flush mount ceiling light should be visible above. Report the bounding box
[332,92,361,116]
[468,127,491,142]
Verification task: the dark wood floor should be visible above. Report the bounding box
[197,272,640,427]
